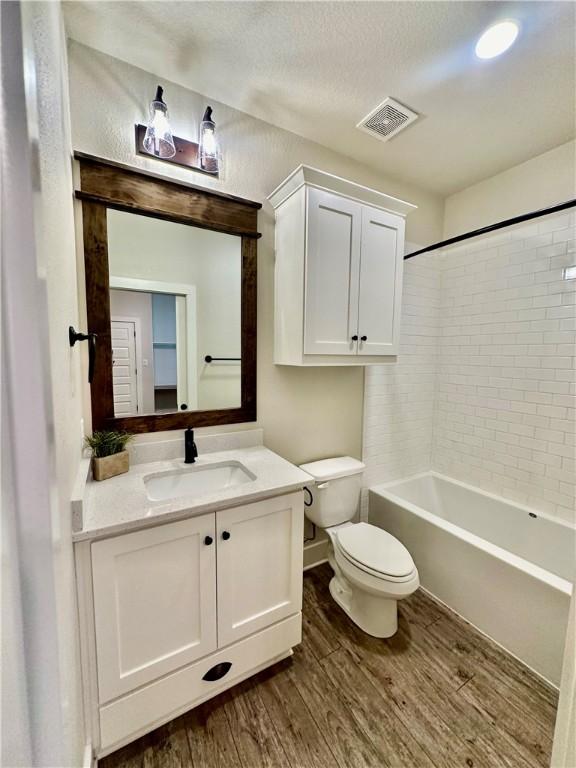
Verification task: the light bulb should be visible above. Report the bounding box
[143,86,176,158]
[475,21,519,59]
[201,128,217,155]
[199,106,220,174]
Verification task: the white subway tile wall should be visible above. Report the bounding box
[362,212,576,524]
[361,254,442,518]
[433,212,576,523]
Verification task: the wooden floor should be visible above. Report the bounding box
[100,563,558,768]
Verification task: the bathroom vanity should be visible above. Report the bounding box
[74,442,311,757]
[72,155,314,757]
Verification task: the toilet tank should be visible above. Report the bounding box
[299,457,365,528]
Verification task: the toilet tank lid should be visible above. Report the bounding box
[299,456,365,482]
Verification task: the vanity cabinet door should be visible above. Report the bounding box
[357,206,404,356]
[304,188,362,355]
[216,492,304,647]
[92,515,217,703]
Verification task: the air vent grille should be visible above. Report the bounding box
[357,97,418,142]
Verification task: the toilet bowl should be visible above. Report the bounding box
[300,457,419,638]
[327,522,419,636]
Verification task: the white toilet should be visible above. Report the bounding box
[300,457,419,638]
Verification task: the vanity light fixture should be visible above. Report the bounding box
[475,20,519,59]
[136,86,220,176]
[199,107,220,174]
[143,86,176,159]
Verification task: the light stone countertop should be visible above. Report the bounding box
[74,445,313,542]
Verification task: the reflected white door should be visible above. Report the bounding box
[111,320,138,415]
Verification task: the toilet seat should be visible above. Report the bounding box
[331,533,420,601]
[335,523,416,583]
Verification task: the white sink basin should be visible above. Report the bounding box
[144,461,256,502]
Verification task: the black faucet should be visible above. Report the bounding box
[184,427,198,464]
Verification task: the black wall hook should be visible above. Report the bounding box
[69,326,97,384]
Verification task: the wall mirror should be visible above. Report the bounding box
[77,154,259,433]
[108,211,242,415]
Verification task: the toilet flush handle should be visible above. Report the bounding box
[316,481,329,490]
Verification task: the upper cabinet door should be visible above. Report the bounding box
[304,188,362,355]
[357,206,404,356]
[216,492,304,647]
[92,515,217,703]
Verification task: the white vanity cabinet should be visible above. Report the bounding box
[92,515,218,703]
[77,491,304,757]
[216,494,304,646]
[268,165,416,365]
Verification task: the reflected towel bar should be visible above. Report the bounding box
[204,355,241,363]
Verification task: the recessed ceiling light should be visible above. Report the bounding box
[475,21,519,59]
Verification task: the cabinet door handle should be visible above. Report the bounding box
[361,335,368,342]
[351,335,358,341]
[204,536,213,546]
[222,530,231,541]
[202,662,232,682]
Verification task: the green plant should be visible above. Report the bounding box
[84,430,133,459]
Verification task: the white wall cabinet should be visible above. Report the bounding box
[304,188,362,356]
[268,165,416,365]
[76,491,304,757]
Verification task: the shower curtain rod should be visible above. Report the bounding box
[405,198,576,260]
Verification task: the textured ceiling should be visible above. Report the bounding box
[63,1,575,196]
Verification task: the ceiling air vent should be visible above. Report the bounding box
[356,97,418,142]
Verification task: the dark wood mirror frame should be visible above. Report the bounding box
[76,153,260,433]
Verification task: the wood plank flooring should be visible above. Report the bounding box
[100,563,558,768]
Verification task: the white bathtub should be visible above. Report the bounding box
[369,471,574,686]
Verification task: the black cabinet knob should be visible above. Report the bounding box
[351,335,358,341]
[204,536,213,546]
[361,335,368,341]
[222,531,231,541]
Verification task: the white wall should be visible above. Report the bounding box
[2,3,64,764]
[67,41,444,464]
[552,587,576,767]
[444,140,576,238]
[2,2,85,768]
[195,244,242,410]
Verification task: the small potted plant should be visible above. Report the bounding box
[85,430,133,481]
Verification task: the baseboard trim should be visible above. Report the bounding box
[83,741,94,768]
[303,538,329,571]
